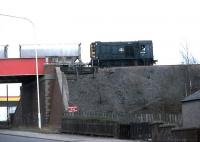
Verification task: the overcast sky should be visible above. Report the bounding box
[0,0,200,97]
[0,0,200,65]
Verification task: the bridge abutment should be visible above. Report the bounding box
[13,65,64,129]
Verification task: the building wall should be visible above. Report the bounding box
[182,101,200,128]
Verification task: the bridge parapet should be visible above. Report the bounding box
[0,58,45,76]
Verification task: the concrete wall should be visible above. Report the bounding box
[182,101,200,128]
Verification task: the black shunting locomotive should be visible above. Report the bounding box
[90,40,156,67]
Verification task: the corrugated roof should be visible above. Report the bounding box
[182,90,200,102]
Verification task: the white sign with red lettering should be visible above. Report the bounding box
[68,105,78,112]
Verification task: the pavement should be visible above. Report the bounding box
[0,129,145,142]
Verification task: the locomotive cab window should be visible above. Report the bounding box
[140,45,146,55]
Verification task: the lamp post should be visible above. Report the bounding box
[0,13,41,129]
[6,84,9,127]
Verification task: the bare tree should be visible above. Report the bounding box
[180,42,198,64]
[180,42,198,96]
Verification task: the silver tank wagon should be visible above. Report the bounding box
[19,43,81,58]
[19,43,82,64]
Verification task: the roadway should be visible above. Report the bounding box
[0,129,136,142]
[0,134,65,142]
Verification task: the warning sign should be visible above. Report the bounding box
[68,105,78,112]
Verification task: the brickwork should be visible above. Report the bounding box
[49,79,64,128]
[44,65,64,128]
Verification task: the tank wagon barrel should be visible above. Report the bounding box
[19,43,81,58]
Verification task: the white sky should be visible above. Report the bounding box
[0,0,200,97]
[0,0,200,64]
[0,83,21,96]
